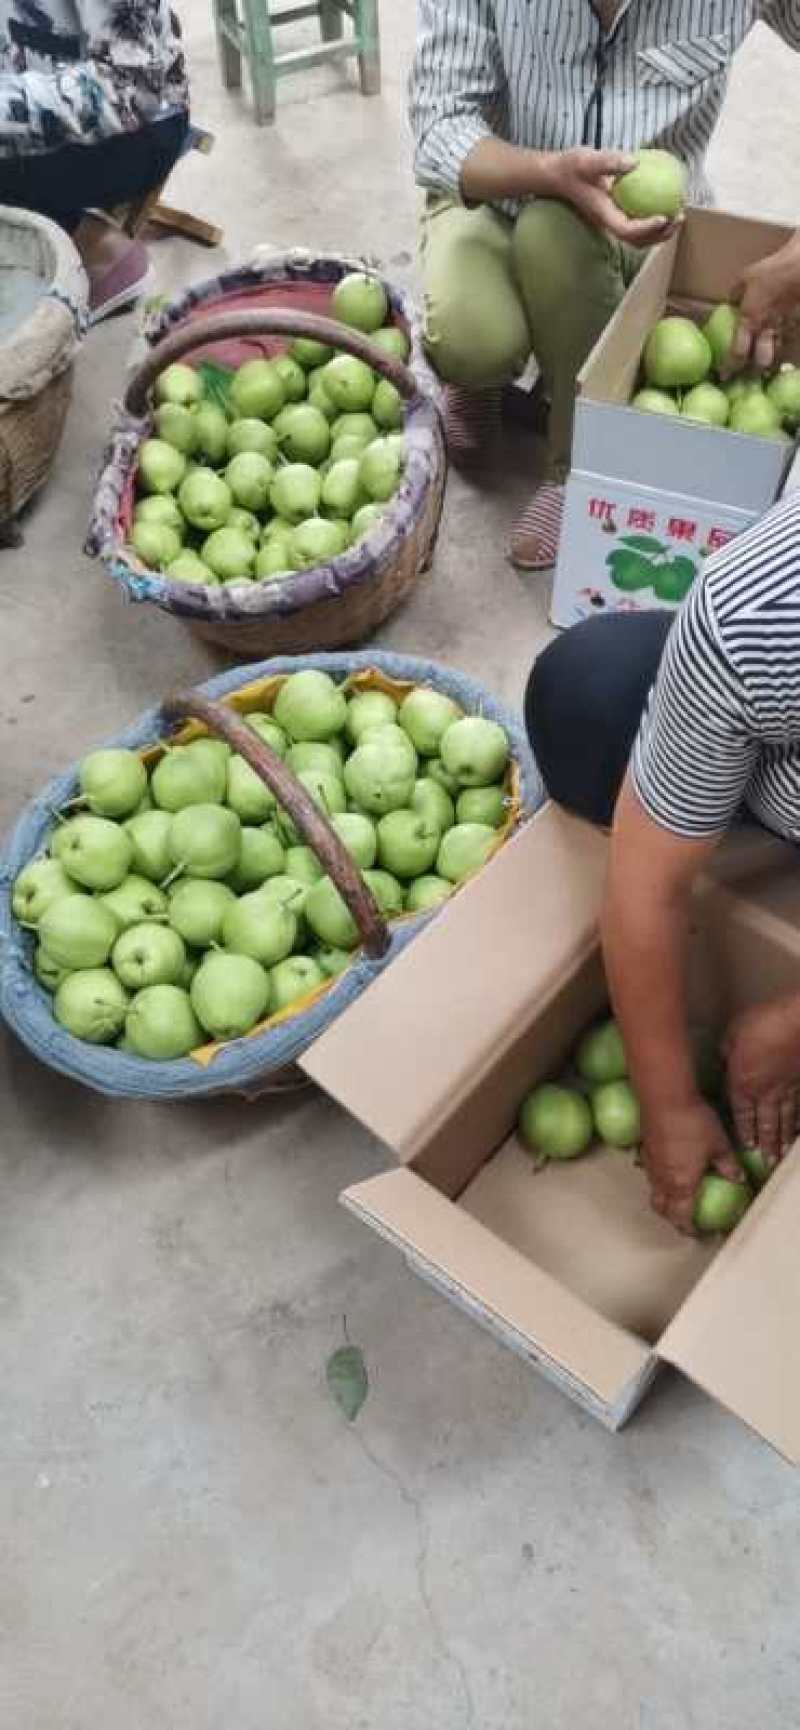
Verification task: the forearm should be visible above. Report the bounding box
[767,228,800,286]
[781,230,800,286]
[733,228,800,365]
[599,782,738,1224]
[460,137,560,204]
[601,870,698,1118]
[459,140,669,247]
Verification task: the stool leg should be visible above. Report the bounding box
[319,0,343,41]
[213,0,242,89]
[242,0,276,124]
[356,0,381,96]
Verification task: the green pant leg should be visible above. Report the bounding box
[511,200,642,481]
[420,195,532,391]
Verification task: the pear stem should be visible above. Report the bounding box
[160,864,184,890]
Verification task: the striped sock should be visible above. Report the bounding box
[508,484,565,571]
[441,385,502,465]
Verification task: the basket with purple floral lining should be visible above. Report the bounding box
[86,252,446,658]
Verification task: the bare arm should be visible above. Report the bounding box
[602,780,741,1230]
[411,1,674,246]
[461,139,676,247]
[730,231,800,372]
[730,11,800,364]
[723,991,800,1161]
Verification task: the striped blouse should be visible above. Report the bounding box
[632,489,800,841]
[410,2,800,210]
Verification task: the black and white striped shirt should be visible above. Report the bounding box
[410,2,800,210]
[632,490,800,841]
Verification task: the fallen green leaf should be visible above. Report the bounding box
[326,1344,369,1422]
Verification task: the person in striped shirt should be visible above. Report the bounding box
[410,2,800,569]
[526,486,800,1232]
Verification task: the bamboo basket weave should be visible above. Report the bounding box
[87,254,446,655]
[0,206,87,531]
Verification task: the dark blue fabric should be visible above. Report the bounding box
[0,110,189,228]
[525,611,672,828]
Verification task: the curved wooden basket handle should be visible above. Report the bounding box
[126,309,418,418]
[161,690,391,961]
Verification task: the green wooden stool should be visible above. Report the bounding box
[213,0,381,125]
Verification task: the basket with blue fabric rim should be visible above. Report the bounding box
[0,652,543,1101]
[86,254,446,657]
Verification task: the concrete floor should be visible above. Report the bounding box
[1,9,799,1727]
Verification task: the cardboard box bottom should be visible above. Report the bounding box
[342,944,721,1433]
[342,1170,662,1432]
[460,1139,717,1345]
[408,1242,662,1432]
[305,811,800,1458]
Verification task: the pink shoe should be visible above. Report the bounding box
[508,483,565,571]
[441,385,502,466]
[88,236,155,326]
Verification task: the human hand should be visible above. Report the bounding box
[722,994,800,1162]
[728,235,800,373]
[541,148,679,249]
[642,1096,741,1234]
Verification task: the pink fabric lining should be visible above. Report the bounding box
[165,281,408,369]
[85,254,441,625]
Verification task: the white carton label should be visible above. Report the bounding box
[551,472,756,630]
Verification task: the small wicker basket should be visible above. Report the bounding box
[0,205,87,535]
[87,255,445,655]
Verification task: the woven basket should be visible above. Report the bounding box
[0,206,87,531]
[0,651,543,1100]
[87,254,445,656]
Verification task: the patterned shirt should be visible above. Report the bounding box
[0,0,188,157]
[632,489,800,841]
[410,1,800,210]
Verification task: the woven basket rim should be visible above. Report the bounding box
[0,204,87,391]
[87,253,444,623]
[101,406,442,624]
[142,248,430,362]
[0,651,543,1101]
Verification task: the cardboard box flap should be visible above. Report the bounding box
[577,228,676,405]
[577,210,796,407]
[660,1151,800,1463]
[343,1168,652,1421]
[301,807,609,1162]
[670,208,795,302]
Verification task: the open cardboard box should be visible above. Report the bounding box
[552,207,799,628]
[301,807,800,1461]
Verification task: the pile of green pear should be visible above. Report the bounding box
[130,273,411,589]
[632,302,800,440]
[12,670,513,1061]
[518,1016,766,1238]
